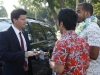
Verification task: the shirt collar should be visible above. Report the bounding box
[12,24,22,35]
[61,30,76,38]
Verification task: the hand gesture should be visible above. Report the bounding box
[25,51,38,58]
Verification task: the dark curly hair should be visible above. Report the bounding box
[58,8,78,30]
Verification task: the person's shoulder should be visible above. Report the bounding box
[77,36,85,41]
[56,39,62,44]
[88,22,100,29]
[77,37,89,45]
[0,26,11,37]
[86,22,100,32]
[0,28,8,34]
[55,38,66,46]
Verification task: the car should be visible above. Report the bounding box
[0,17,57,75]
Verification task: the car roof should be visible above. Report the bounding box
[0,17,51,31]
[0,20,12,32]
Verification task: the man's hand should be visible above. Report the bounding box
[24,66,28,71]
[25,50,49,58]
[35,51,49,56]
[49,60,55,69]
[25,51,37,58]
[44,52,49,56]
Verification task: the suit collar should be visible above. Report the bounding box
[8,26,30,51]
[12,25,22,35]
[8,26,21,50]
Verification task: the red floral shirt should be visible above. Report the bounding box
[51,30,90,75]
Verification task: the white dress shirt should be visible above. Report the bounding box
[12,25,28,64]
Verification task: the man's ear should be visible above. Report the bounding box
[85,11,91,18]
[13,19,17,23]
[60,21,64,27]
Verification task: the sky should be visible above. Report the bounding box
[3,0,19,17]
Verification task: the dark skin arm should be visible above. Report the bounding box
[89,46,99,60]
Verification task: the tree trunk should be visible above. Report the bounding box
[47,0,59,30]
[59,0,65,8]
[76,0,79,6]
[50,9,58,30]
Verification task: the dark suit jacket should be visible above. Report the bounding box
[0,26,33,75]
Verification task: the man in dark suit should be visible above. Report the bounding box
[0,8,38,75]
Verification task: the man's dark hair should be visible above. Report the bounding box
[78,2,93,15]
[11,8,27,23]
[58,8,78,30]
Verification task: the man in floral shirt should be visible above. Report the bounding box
[49,8,90,75]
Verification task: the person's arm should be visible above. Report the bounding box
[49,41,67,74]
[0,32,36,62]
[89,46,99,60]
[87,27,100,60]
[49,61,65,74]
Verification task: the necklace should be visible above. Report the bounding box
[75,15,98,35]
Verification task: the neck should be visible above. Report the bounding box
[61,28,67,35]
[13,24,22,31]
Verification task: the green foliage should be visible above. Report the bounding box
[91,0,100,19]
[91,0,100,3]
[18,0,100,29]
[93,2,100,16]
[18,0,81,30]
[18,0,77,19]
[17,0,100,29]
[65,0,76,9]
[0,0,8,17]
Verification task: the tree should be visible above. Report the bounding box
[90,0,100,18]
[18,0,96,30]
[0,0,8,17]
[91,0,100,26]
[92,2,100,16]
[91,0,99,3]
[18,0,78,30]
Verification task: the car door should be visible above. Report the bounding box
[28,22,49,51]
[26,22,52,75]
[40,24,57,56]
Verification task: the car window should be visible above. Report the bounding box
[30,22,45,42]
[42,26,55,40]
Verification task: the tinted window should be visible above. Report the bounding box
[42,26,55,40]
[31,22,45,42]
[24,24,33,42]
